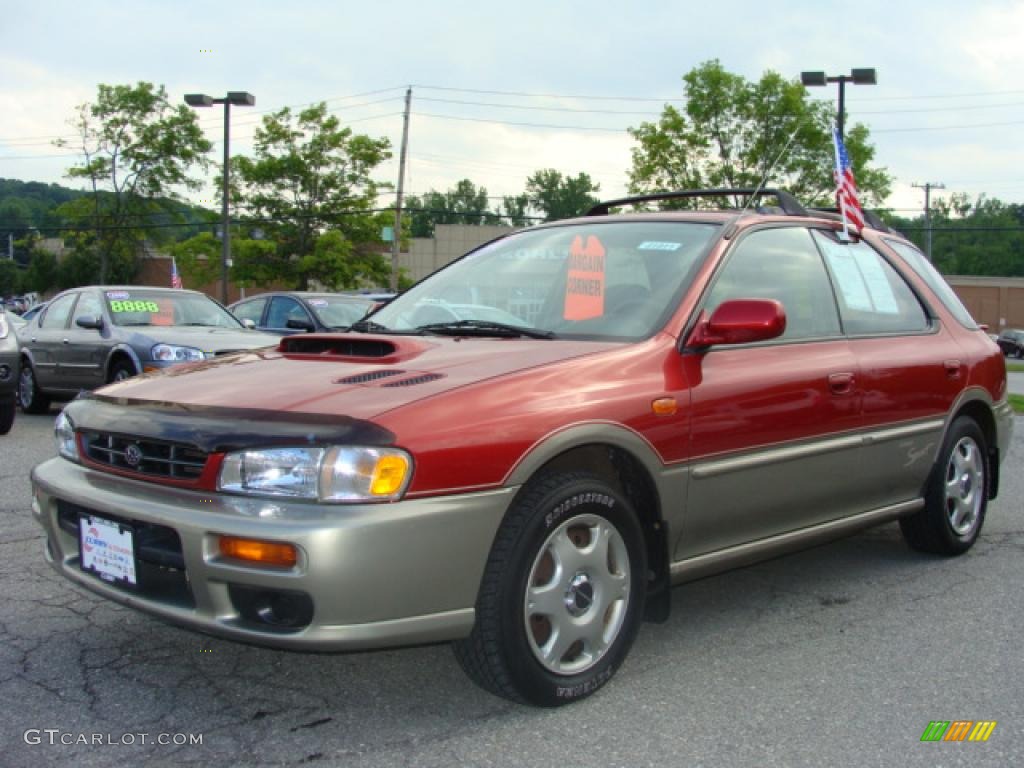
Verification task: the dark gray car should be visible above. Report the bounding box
[0,310,18,433]
[16,286,279,413]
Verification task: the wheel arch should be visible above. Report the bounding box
[504,423,678,622]
[942,387,1001,499]
[104,345,142,381]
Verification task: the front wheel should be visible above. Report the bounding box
[107,359,136,383]
[454,471,647,706]
[17,362,50,414]
[900,416,988,555]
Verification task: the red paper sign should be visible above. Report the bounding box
[564,235,606,320]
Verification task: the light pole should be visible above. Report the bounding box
[800,69,876,141]
[184,91,255,304]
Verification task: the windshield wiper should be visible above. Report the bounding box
[414,320,555,339]
[350,319,394,333]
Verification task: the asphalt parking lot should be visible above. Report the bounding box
[1,408,1021,768]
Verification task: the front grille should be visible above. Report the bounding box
[382,373,444,387]
[81,431,208,481]
[57,500,194,608]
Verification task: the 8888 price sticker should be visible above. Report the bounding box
[109,300,160,313]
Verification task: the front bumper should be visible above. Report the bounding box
[32,457,514,650]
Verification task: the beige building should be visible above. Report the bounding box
[400,224,513,283]
[947,276,1024,332]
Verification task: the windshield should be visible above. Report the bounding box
[104,290,244,329]
[369,221,719,339]
[307,296,375,328]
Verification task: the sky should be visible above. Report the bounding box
[2,0,1024,218]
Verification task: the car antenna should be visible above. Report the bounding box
[739,122,803,216]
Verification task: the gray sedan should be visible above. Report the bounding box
[0,311,18,433]
[16,286,279,413]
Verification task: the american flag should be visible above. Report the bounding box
[171,257,183,289]
[832,126,865,232]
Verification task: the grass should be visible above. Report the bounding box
[1006,362,1024,373]
[1009,394,1024,414]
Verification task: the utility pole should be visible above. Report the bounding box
[390,87,412,291]
[912,182,945,261]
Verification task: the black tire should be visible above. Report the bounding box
[0,395,14,435]
[17,361,50,414]
[453,471,647,706]
[900,416,988,556]
[107,358,137,384]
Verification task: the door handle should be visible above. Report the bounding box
[828,372,856,395]
[62,338,70,344]
[943,359,962,379]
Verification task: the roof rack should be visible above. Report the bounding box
[585,188,809,217]
[808,206,893,233]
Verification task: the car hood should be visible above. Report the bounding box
[126,325,280,356]
[99,333,621,421]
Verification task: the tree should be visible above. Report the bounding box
[525,170,601,221]
[500,193,532,227]
[297,230,391,291]
[402,179,500,238]
[0,259,22,296]
[55,82,212,282]
[231,103,392,289]
[628,60,891,208]
[23,249,59,294]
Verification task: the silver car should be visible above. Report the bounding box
[0,310,18,434]
[16,286,279,413]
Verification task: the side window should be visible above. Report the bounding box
[812,231,929,335]
[232,298,267,325]
[883,238,978,329]
[40,293,77,330]
[266,297,308,329]
[706,227,841,341]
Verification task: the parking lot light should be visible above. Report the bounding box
[800,68,877,140]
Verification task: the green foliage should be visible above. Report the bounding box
[628,60,891,207]
[296,230,391,291]
[24,249,59,293]
[888,193,1024,276]
[231,239,279,289]
[231,102,392,287]
[500,193,532,227]
[404,179,500,238]
[169,233,221,287]
[0,259,22,295]
[525,169,600,221]
[56,82,212,282]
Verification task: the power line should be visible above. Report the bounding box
[413,112,628,132]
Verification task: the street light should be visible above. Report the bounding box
[184,91,255,304]
[800,68,876,141]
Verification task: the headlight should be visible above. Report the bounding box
[54,411,79,462]
[218,446,412,502]
[151,343,205,363]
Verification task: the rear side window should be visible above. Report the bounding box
[813,231,929,336]
[706,226,841,341]
[40,293,76,330]
[232,298,267,325]
[883,239,978,329]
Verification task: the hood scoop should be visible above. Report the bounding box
[279,334,431,364]
[336,369,406,385]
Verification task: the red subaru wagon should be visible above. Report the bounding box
[31,189,1012,706]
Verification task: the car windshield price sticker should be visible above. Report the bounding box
[80,515,137,586]
[564,235,606,320]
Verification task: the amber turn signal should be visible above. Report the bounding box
[219,536,298,567]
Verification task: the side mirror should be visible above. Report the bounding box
[75,315,104,330]
[286,318,316,332]
[686,299,786,349]
[241,318,256,329]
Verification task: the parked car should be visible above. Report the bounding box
[229,291,380,335]
[996,328,1024,358]
[0,310,18,434]
[19,301,46,325]
[30,190,1012,706]
[16,286,279,413]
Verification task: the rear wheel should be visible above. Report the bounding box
[900,416,988,555]
[17,361,50,414]
[454,471,647,706]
